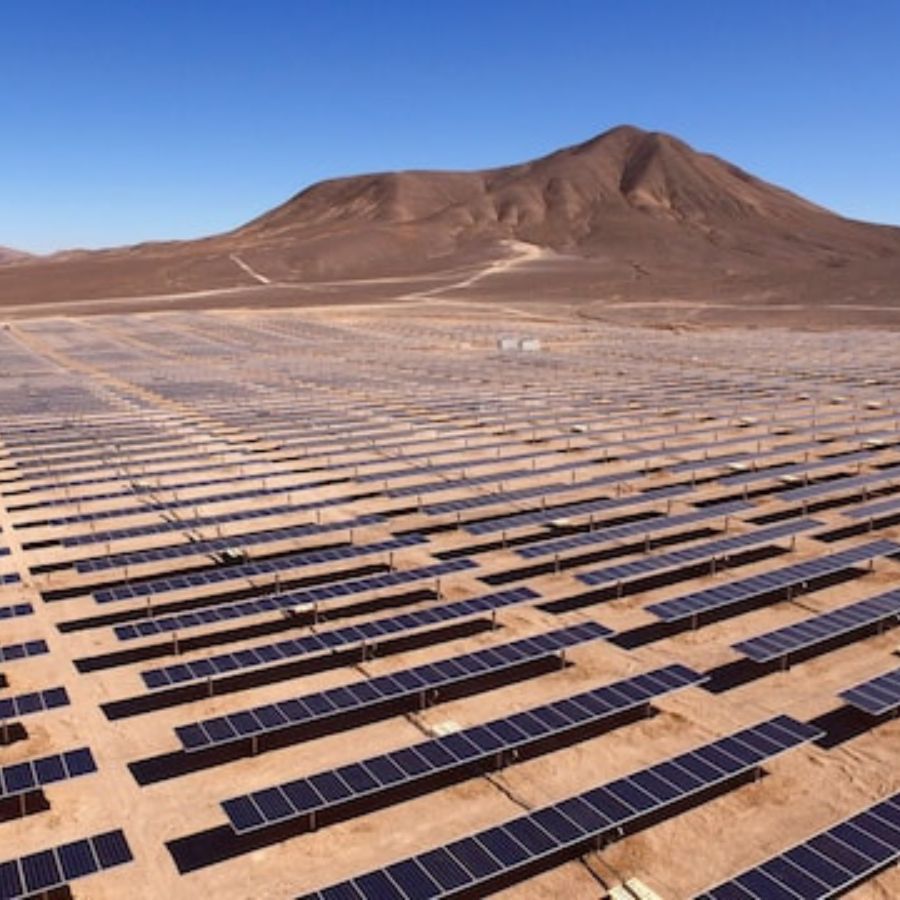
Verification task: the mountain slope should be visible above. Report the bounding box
[2,125,899,309]
[0,246,32,265]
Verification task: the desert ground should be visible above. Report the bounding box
[0,302,898,899]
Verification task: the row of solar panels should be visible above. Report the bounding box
[0,829,132,899]
[518,500,751,560]
[141,586,540,689]
[841,665,900,717]
[175,622,612,753]
[299,715,821,899]
[0,603,32,621]
[0,687,69,721]
[0,639,48,664]
[113,557,477,642]
[75,513,384,573]
[0,747,96,800]
[42,481,366,527]
[222,662,704,834]
[60,500,334,547]
[93,534,426,603]
[647,539,898,622]
[578,518,819,589]
[697,791,900,899]
[733,584,900,663]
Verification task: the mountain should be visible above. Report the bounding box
[2,125,900,319]
[0,246,32,265]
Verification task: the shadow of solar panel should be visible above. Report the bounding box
[176,622,612,753]
[222,663,705,834]
[299,716,821,899]
[696,792,900,899]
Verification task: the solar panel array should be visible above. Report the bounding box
[74,513,384,572]
[733,587,900,664]
[0,829,133,899]
[113,557,478,641]
[646,539,898,623]
[840,666,900,716]
[141,586,540,689]
[465,484,693,536]
[0,747,96,800]
[222,663,705,834]
[93,534,427,603]
[516,500,751,560]
[696,792,900,900]
[0,639,48,664]
[0,687,69,721]
[578,518,820,589]
[0,603,32,620]
[175,622,612,753]
[301,716,821,900]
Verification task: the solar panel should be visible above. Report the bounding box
[0,603,33,621]
[73,514,385,573]
[0,687,70,721]
[299,716,822,900]
[222,663,705,834]
[0,828,132,899]
[579,518,820,590]
[696,791,900,899]
[840,666,900,716]
[0,639,49,664]
[62,502,374,547]
[733,587,900,664]
[648,539,898,624]
[517,501,751,560]
[114,558,478,642]
[141,586,540,689]
[94,534,427,603]
[175,622,612,754]
[465,485,693,536]
[0,747,97,800]
[845,494,900,520]
[779,464,900,503]
[719,448,880,486]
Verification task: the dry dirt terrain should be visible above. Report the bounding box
[1,305,898,899]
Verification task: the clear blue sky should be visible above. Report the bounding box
[2,0,899,253]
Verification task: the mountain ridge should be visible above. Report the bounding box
[2,124,899,312]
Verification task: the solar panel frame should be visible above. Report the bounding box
[299,716,822,900]
[176,622,613,753]
[840,666,900,716]
[222,663,705,834]
[696,792,900,899]
[141,586,540,689]
[733,587,900,663]
[648,539,898,624]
